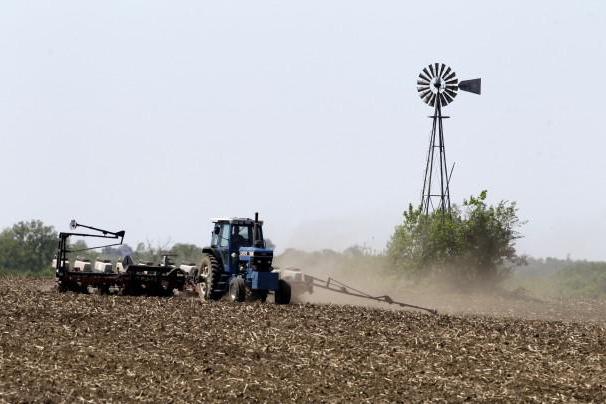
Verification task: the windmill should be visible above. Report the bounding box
[417,63,481,214]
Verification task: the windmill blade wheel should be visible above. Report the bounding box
[417,63,458,107]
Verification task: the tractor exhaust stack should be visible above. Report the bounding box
[253,212,263,248]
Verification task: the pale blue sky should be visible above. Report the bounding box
[1,1,605,260]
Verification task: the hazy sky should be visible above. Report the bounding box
[1,1,605,260]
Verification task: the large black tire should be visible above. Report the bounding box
[198,254,222,301]
[250,290,268,303]
[274,279,291,305]
[57,281,68,293]
[229,277,246,302]
[97,285,111,295]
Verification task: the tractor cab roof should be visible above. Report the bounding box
[211,217,263,225]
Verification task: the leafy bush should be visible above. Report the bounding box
[169,243,204,265]
[507,258,606,299]
[387,191,525,287]
[555,261,606,298]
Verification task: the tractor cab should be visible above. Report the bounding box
[209,214,273,275]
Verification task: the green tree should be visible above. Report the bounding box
[68,240,104,263]
[0,220,57,272]
[171,243,203,265]
[133,242,157,264]
[132,241,172,264]
[387,191,525,287]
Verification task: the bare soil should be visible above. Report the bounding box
[0,278,605,403]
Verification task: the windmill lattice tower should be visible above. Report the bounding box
[417,63,481,214]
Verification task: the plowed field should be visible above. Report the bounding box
[0,278,604,402]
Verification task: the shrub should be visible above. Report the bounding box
[556,261,606,298]
[387,191,525,287]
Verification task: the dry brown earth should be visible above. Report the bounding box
[0,278,605,403]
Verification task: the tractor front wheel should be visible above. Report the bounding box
[250,290,268,303]
[274,279,291,305]
[229,277,246,302]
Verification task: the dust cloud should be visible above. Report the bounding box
[275,251,606,323]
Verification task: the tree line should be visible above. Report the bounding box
[3,199,603,297]
[0,220,57,273]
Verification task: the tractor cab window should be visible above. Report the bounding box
[233,225,253,247]
[219,224,230,248]
[211,225,220,246]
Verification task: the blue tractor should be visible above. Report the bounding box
[194,213,291,304]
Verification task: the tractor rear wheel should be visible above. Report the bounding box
[229,277,246,302]
[274,279,291,305]
[198,254,222,301]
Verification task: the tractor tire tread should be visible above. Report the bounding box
[275,279,291,305]
[200,254,223,301]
